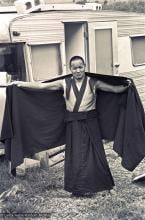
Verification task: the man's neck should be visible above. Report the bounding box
[74,76,86,90]
[74,76,85,84]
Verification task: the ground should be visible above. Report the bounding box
[0,143,145,220]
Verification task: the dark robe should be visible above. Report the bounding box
[64,74,115,192]
[1,73,145,185]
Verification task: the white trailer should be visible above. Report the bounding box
[0,3,145,133]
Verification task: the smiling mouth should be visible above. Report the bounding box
[76,73,83,76]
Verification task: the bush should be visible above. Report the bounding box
[103,0,145,13]
[0,0,15,6]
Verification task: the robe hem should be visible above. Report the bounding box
[64,185,114,193]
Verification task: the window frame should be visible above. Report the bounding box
[0,42,26,82]
[26,41,66,82]
[130,34,145,67]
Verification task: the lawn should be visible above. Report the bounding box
[0,143,145,220]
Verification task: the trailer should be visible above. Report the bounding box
[0,4,145,125]
[3,10,145,77]
[0,2,145,167]
[0,4,145,97]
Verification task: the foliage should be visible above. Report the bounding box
[103,0,145,13]
[0,144,145,219]
[0,0,15,6]
[1,0,145,13]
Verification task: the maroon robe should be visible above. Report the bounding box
[1,72,145,186]
[64,77,114,193]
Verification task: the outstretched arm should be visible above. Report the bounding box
[11,80,63,90]
[95,79,131,93]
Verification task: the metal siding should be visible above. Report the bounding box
[10,11,145,43]
[10,13,64,43]
[117,17,145,37]
[8,10,145,107]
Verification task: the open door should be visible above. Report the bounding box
[64,22,88,73]
[88,21,118,75]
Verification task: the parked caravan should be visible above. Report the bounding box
[0,3,145,140]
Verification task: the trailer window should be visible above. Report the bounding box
[0,43,26,81]
[31,44,62,81]
[131,35,145,66]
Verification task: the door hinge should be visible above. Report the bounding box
[84,31,88,40]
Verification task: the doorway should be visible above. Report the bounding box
[64,22,88,73]
[88,21,118,75]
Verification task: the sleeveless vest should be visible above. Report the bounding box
[64,75,97,112]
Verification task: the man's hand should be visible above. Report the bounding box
[126,79,132,87]
[0,81,23,87]
[8,81,28,87]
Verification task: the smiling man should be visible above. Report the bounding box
[13,56,130,197]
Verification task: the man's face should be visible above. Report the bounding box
[70,59,85,81]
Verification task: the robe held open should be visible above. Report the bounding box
[1,73,145,173]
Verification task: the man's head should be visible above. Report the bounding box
[69,56,86,81]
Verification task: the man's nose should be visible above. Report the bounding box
[76,68,80,72]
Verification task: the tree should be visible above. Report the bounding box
[0,0,15,6]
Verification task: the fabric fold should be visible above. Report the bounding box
[0,73,145,173]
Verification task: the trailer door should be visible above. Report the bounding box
[64,22,88,73]
[88,21,118,75]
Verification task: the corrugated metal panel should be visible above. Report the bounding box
[117,17,145,37]
[7,10,145,108]
[10,10,145,43]
[10,12,64,43]
[83,11,145,38]
[85,11,145,37]
[120,69,145,108]
[87,14,145,37]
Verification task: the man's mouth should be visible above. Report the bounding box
[76,73,82,77]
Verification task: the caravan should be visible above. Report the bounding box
[0,2,145,139]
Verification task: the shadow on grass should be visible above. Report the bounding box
[133,180,145,187]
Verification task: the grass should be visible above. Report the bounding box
[0,144,145,219]
[103,0,145,13]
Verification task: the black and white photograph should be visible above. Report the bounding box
[0,0,145,219]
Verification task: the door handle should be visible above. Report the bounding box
[113,63,120,68]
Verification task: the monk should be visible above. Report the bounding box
[13,56,130,197]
